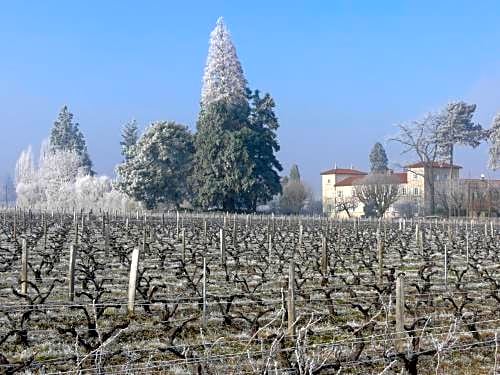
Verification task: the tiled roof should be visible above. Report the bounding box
[334,176,365,186]
[405,161,462,169]
[335,172,408,187]
[392,172,408,184]
[320,168,367,176]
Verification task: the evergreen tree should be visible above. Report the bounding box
[116,121,194,209]
[49,106,93,174]
[240,90,282,210]
[369,142,388,173]
[120,119,139,161]
[192,102,253,211]
[201,17,247,109]
[436,101,486,166]
[193,18,282,212]
[289,164,300,182]
[488,113,500,170]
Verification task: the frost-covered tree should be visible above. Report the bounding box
[194,19,282,212]
[120,119,139,161]
[279,180,307,215]
[15,146,35,186]
[15,146,39,207]
[116,121,194,209]
[49,106,93,174]
[392,112,442,215]
[369,142,388,173]
[289,164,301,182]
[354,174,400,218]
[38,149,84,208]
[488,113,500,170]
[436,101,486,169]
[74,175,112,208]
[201,17,247,108]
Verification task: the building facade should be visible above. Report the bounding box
[321,162,461,218]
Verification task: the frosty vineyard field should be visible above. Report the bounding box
[0,210,499,374]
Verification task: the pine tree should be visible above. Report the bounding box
[201,17,247,108]
[116,121,194,209]
[489,113,500,170]
[120,119,139,161]
[289,164,300,182]
[49,106,93,174]
[193,18,282,212]
[436,101,486,166]
[192,102,253,211]
[241,90,282,210]
[369,142,388,173]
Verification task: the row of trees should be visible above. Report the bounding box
[392,101,497,215]
[115,18,282,212]
[14,18,284,213]
[15,107,139,211]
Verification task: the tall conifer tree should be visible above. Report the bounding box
[49,106,93,174]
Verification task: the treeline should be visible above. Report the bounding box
[14,18,308,214]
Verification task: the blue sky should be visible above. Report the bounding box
[1,1,500,195]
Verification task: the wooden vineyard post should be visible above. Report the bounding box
[203,220,207,243]
[13,212,16,242]
[268,233,273,264]
[395,273,406,353]
[419,229,424,256]
[377,231,384,283]
[232,218,237,248]
[444,244,448,290]
[176,211,180,241]
[321,234,328,276]
[75,221,79,246]
[182,228,186,262]
[68,244,77,301]
[202,257,207,330]
[220,228,226,266]
[298,224,303,253]
[43,217,48,249]
[466,231,469,266]
[128,247,140,315]
[21,238,28,294]
[288,260,296,337]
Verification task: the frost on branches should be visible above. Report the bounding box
[15,146,38,207]
[201,17,247,108]
[489,113,500,170]
[14,143,139,211]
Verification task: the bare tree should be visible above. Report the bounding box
[435,179,468,217]
[391,113,442,214]
[334,195,359,218]
[354,174,400,218]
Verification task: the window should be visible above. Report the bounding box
[327,179,331,184]
[414,187,419,195]
[401,187,406,195]
[337,190,343,198]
